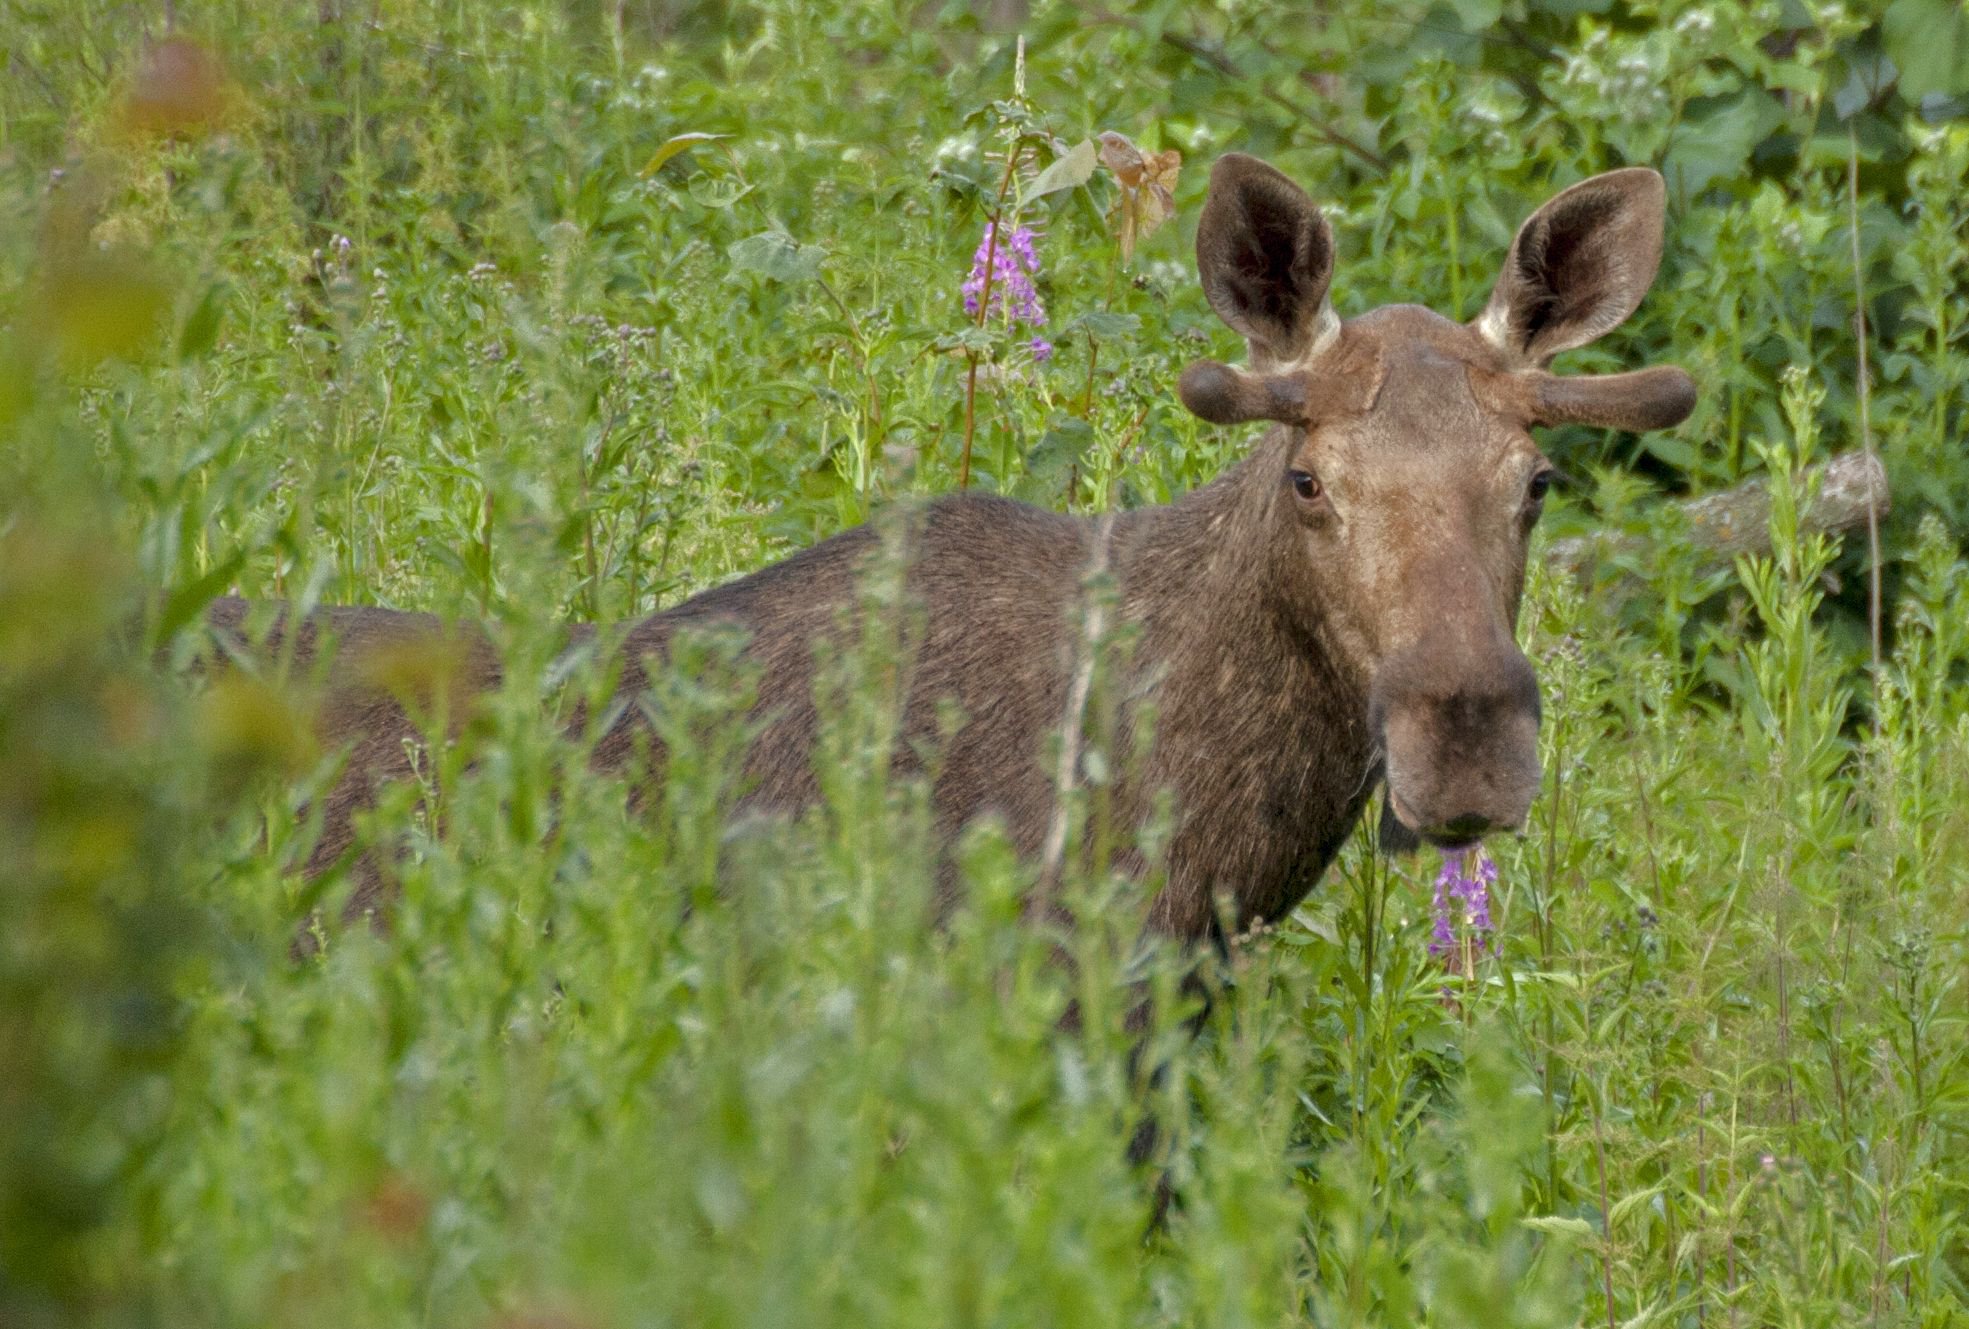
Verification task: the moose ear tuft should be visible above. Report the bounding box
[1194,154,1337,369]
[1474,168,1667,367]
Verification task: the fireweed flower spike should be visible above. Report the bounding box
[962,221,1048,331]
[1429,847,1497,965]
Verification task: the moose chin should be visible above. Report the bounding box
[203,152,1694,948]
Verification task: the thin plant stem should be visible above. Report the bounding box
[960,356,981,490]
[1846,126,1883,687]
[1105,404,1150,510]
[817,274,881,513]
[1039,514,1115,890]
[479,488,494,616]
[959,142,1026,490]
[1591,1081,1617,1329]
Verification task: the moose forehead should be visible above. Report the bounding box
[1307,305,1536,459]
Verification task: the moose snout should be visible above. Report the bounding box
[1369,636,1543,849]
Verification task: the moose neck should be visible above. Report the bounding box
[1127,429,1366,699]
[1115,430,1380,931]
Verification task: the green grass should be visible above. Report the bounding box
[2,2,1966,1326]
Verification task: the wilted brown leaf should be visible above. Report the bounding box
[1096,130,1181,264]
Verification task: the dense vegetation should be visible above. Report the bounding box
[3,1,1966,1325]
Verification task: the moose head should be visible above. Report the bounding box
[1177,154,1695,851]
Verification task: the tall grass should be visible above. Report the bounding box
[2,2,1965,1325]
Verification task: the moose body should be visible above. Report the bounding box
[209,154,1695,940]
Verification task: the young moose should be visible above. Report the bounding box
[210,153,1694,939]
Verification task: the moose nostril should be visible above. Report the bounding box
[1440,812,1493,840]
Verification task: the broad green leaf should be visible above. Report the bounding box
[1662,90,1785,196]
[1445,0,1502,24]
[1519,1215,1597,1239]
[641,132,731,176]
[1833,52,1897,119]
[930,326,999,354]
[1014,418,1093,502]
[728,232,826,283]
[176,282,225,361]
[1026,138,1096,200]
[687,175,754,209]
[1883,0,1969,99]
[1060,310,1140,341]
[151,548,246,644]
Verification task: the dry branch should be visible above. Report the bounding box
[1546,449,1889,581]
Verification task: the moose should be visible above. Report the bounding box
[206,153,1695,944]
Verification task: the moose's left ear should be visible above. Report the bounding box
[1474,168,1667,367]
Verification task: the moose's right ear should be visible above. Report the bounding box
[1195,154,1337,370]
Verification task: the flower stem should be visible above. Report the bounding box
[958,141,1025,491]
[960,352,979,490]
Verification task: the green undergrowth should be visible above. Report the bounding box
[2,1,1966,1325]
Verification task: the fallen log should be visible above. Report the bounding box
[1546,449,1888,581]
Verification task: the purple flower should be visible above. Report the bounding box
[962,221,1047,329]
[1028,336,1053,361]
[1429,847,1497,961]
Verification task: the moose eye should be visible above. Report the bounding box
[1289,469,1323,503]
[1526,469,1555,504]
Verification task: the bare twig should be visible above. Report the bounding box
[1546,449,1889,583]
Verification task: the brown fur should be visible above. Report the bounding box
[202,153,1695,941]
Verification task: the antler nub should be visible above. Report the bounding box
[1530,365,1697,432]
[1178,359,1311,427]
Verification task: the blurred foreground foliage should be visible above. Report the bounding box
[0,0,1965,1325]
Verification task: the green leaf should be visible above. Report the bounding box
[1014,418,1093,502]
[1882,0,1969,99]
[176,283,225,361]
[688,176,754,210]
[1643,432,1698,470]
[1060,310,1139,342]
[1026,139,1096,201]
[1662,90,1786,196]
[1444,0,1502,25]
[641,132,732,177]
[1519,1215,1596,1239]
[151,548,247,645]
[1833,52,1897,120]
[929,326,999,354]
[728,232,826,283]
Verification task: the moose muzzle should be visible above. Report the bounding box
[1368,624,1542,850]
